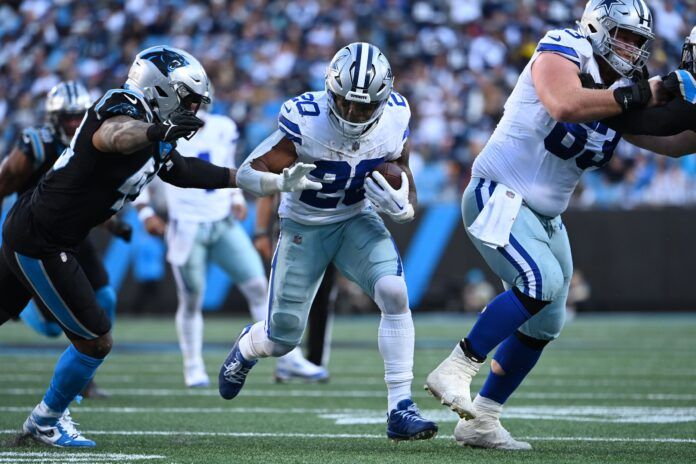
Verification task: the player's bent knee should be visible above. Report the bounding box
[373,275,409,315]
[73,332,113,359]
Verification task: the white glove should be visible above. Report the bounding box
[364,171,414,223]
[276,163,322,192]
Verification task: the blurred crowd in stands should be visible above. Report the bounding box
[2,0,696,208]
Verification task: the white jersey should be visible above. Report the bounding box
[276,90,410,225]
[473,28,623,218]
[165,112,240,222]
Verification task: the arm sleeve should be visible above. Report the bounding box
[236,130,286,196]
[602,98,696,135]
[158,149,231,189]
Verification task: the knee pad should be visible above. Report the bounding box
[373,275,409,315]
[95,286,117,325]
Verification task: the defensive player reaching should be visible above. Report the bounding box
[135,107,327,387]
[0,81,131,399]
[0,46,314,448]
[218,42,439,441]
[425,0,667,449]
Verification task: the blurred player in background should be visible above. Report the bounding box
[0,45,315,448]
[135,104,327,387]
[0,81,131,399]
[219,42,438,441]
[425,0,675,450]
[254,194,335,372]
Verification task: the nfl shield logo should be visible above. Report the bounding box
[293,234,303,245]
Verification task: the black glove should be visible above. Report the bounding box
[146,110,204,142]
[578,73,605,89]
[613,79,652,112]
[106,218,133,242]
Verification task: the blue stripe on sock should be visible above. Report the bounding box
[14,253,97,340]
[509,235,543,300]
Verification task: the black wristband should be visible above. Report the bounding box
[613,79,651,112]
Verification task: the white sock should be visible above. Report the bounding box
[239,321,279,360]
[378,313,415,412]
[238,276,268,322]
[175,295,204,371]
[34,400,62,420]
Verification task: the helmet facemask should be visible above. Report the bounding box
[602,23,653,78]
[326,90,388,139]
[45,81,91,145]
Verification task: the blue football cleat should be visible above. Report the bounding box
[219,324,257,400]
[22,409,96,448]
[386,399,438,441]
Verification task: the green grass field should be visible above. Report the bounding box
[1,314,695,464]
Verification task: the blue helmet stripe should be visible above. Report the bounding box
[363,45,374,89]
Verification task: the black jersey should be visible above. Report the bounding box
[15,124,65,195]
[3,87,232,255]
[4,88,170,252]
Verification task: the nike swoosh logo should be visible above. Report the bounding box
[548,35,561,42]
[123,94,138,105]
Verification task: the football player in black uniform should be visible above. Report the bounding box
[0,45,317,448]
[0,80,130,399]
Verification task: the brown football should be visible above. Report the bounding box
[371,162,403,190]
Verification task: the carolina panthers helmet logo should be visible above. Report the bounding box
[141,49,189,77]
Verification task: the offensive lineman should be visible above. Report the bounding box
[218,42,439,441]
[424,0,669,449]
[0,46,316,448]
[136,107,328,387]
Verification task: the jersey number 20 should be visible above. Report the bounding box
[300,158,385,208]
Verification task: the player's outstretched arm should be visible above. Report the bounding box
[532,53,659,123]
[93,111,204,154]
[0,146,33,198]
[624,132,696,158]
[236,130,321,196]
[158,149,236,189]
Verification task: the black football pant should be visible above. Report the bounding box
[0,241,111,340]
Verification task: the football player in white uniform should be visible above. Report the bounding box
[218,42,438,441]
[425,0,670,449]
[135,109,328,387]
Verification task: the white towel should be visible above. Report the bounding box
[166,220,200,266]
[467,183,522,249]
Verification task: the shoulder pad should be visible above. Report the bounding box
[277,92,323,146]
[93,89,152,122]
[385,91,411,140]
[18,126,51,167]
[536,29,592,66]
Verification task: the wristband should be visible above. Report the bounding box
[138,206,155,222]
[613,79,651,112]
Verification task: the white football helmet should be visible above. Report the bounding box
[578,0,655,78]
[125,45,211,121]
[325,42,394,139]
[45,81,91,145]
[680,25,696,73]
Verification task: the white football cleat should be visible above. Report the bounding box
[274,348,329,383]
[424,343,482,419]
[184,363,210,388]
[454,416,531,450]
[22,408,96,448]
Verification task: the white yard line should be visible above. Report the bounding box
[2,387,696,401]
[0,452,164,462]
[1,429,694,444]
